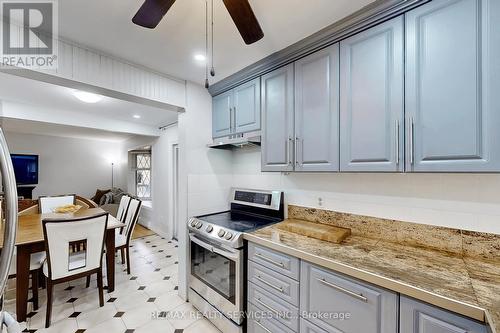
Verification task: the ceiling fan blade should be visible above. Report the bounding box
[222,0,264,45]
[132,0,176,29]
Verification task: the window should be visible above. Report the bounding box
[135,153,151,199]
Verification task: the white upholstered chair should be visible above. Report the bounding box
[116,198,142,274]
[8,251,46,310]
[38,195,76,214]
[116,195,131,222]
[42,213,108,328]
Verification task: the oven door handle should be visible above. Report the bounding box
[190,234,240,261]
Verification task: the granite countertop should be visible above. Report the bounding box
[244,222,500,333]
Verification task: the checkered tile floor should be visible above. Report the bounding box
[4,234,221,333]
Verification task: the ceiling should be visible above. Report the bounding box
[0,72,178,128]
[2,118,141,142]
[58,0,375,84]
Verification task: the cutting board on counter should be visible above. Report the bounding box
[277,219,351,244]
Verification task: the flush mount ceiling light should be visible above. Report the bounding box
[133,115,141,119]
[194,54,206,62]
[72,90,103,103]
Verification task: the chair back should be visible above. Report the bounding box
[123,198,142,242]
[116,195,131,222]
[42,213,108,280]
[39,195,76,214]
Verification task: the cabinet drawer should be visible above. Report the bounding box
[248,260,299,306]
[248,282,299,332]
[300,318,329,333]
[301,262,398,333]
[248,242,300,279]
[400,296,487,333]
[247,302,295,333]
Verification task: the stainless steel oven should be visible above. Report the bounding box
[189,234,244,324]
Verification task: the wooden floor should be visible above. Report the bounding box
[132,224,156,239]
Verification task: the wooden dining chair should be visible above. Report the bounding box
[116,198,142,274]
[38,194,76,214]
[116,195,132,222]
[42,213,108,328]
[8,251,46,310]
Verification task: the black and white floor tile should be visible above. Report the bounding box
[4,234,221,333]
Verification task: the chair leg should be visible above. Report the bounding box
[31,270,39,311]
[45,281,53,328]
[97,270,104,307]
[120,248,125,265]
[125,246,131,275]
[39,269,46,289]
[86,275,91,288]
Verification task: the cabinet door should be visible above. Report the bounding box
[234,78,261,134]
[400,296,487,333]
[212,90,233,138]
[340,16,404,172]
[261,64,295,172]
[301,262,398,333]
[405,0,500,172]
[294,44,340,172]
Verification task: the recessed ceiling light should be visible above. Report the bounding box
[194,54,206,62]
[133,115,141,119]
[72,90,103,103]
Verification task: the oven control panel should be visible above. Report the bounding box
[188,217,243,249]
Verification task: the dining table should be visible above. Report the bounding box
[0,207,125,322]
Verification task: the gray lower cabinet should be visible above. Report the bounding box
[294,43,340,172]
[340,16,404,172]
[212,90,232,138]
[405,0,500,172]
[261,64,295,172]
[300,318,329,333]
[301,262,398,333]
[247,302,295,333]
[400,296,487,333]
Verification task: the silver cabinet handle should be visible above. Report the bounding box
[255,253,285,268]
[0,128,18,299]
[409,117,414,165]
[295,137,299,166]
[255,275,284,293]
[255,298,280,316]
[287,137,293,165]
[229,107,233,133]
[395,119,400,166]
[317,278,368,303]
[233,106,237,132]
[254,319,272,333]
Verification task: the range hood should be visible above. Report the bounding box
[208,131,261,150]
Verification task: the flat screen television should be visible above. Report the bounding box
[11,154,39,185]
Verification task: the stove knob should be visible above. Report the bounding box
[218,229,226,238]
[206,225,213,233]
[224,232,233,240]
[196,221,203,229]
[190,220,197,228]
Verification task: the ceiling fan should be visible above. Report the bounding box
[132,0,264,45]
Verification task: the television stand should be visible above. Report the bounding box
[17,186,36,199]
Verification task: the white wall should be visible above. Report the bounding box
[5,131,126,198]
[232,148,500,235]
[177,82,233,300]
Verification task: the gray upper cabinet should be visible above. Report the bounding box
[212,78,261,138]
[400,296,487,333]
[233,78,261,134]
[340,16,404,172]
[294,44,340,172]
[405,0,500,172]
[261,64,295,172]
[212,90,232,138]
